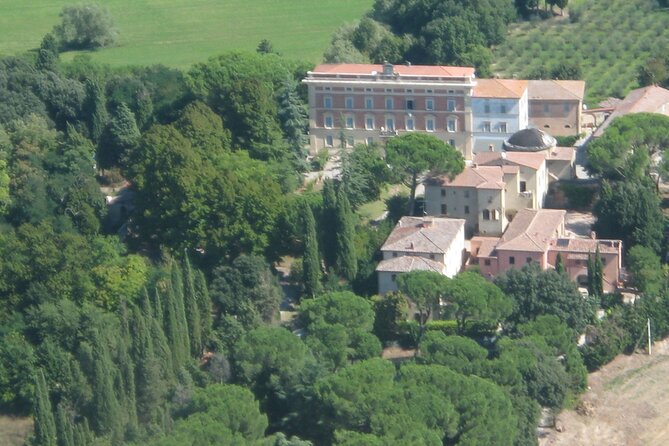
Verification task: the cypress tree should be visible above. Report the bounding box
[143,290,175,384]
[73,418,93,446]
[55,403,74,446]
[335,186,358,281]
[163,284,186,373]
[302,201,322,298]
[33,369,57,446]
[117,303,138,433]
[321,179,338,268]
[85,79,108,143]
[152,286,164,326]
[194,270,212,351]
[593,247,604,297]
[555,253,565,275]
[170,261,191,362]
[90,335,123,440]
[587,254,596,297]
[131,305,165,425]
[183,255,203,356]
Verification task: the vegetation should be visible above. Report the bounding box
[494,0,669,104]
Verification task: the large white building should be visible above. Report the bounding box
[472,79,529,154]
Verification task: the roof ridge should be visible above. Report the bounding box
[419,229,446,252]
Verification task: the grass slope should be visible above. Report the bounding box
[493,0,669,105]
[0,0,372,67]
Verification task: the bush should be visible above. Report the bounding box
[53,4,118,51]
[424,320,459,336]
[560,183,596,209]
[311,148,329,171]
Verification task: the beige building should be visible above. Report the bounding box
[302,63,476,158]
[470,209,622,292]
[376,216,465,294]
[528,80,586,136]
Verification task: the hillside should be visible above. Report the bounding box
[493,0,669,105]
[0,0,372,67]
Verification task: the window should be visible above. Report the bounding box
[526,257,532,264]
[509,256,515,265]
[499,122,508,133]
[324,96,332,109]
[365,116,374,130]
[427,89,433,93]
[392,252,398,258]
[345,87,353,92]
[429,254,435,260]
[464,205,470,214]
[366,137,374,145]
[447,118,457,132]
[484,102,490,113]
[520,181,527,192]
[482,209,490,220]
[385,97,394,110]
[391,274,397,282]
[325,87,331,91]
[365,97,373,109]
[345,97,354,109]
[449,139,456,147]
[325,135,334,147]
[441,189,446,197]
[492,209,499,220]
[385,88,393,93]
[406,99,414,110]
[406,117,415,130]
[483,121,491,132]
[447,99,456,111]
[365,87,372,92]
[426,117,435,131]
[563,103,570,113]
[464,190,469,198]
[385,117,395,131]
[441,204,447,214]
[543,103,550,113]
[345,116,354,129]
[544,124,551,128]
[501,104,507,114]
[324,114,333,128]
[426,98,434,111]
[484,259,491,266]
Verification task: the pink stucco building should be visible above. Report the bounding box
[470,209,622,292]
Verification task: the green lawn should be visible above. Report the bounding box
[0,0,372,67]
[492,0,669,105]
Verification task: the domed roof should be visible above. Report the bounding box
[503,128,556,152]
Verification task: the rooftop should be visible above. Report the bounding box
[474,151,546,170]
[503,128,557,152]
[593,85,669,137]
[431,165,506,189]
[497,209,566,252]
[528,80,586,101]
[308,63,475,78]
[474,79,528,98]
[550,238,621,254]
[381,216,465,254]
[376,255,445,273]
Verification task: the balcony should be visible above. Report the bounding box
[379,129,399,137]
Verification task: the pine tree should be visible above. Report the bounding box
[170,261,191,362]
[555,253,566,275]
[84,79,108,143]
[55,403,74,446]
[33,369,57,446]
[321,179,338,268]
[302,201,322,298]
[183,255,203,356]
[194,270,212,351]
[335,186,358,281]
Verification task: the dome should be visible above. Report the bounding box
[503,128,556,152]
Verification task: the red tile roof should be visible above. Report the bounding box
[376,255,446,273]
[474,79,528,98]
[528,80,585,101]
[497,209,566,252]
[381,217,465,254]
[434,166,506,189]
[474,151,546,170]
[310,63,475,78]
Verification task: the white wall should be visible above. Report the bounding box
[472,95,528,154]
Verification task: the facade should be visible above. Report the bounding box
[528,80,586,136]
[472,79,528,153]
[470,209,622,292]
[302,63,476,159]
[376,216,465,294]
[592,85,669,137]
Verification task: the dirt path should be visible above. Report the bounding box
[542,339,669,446]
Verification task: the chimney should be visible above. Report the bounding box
[383,61,394,75]
[422,217,433,228]
[488,144,494,152]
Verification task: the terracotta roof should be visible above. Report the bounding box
[310,63,475,78]
[376,255,445,273]
[528,80,585,101]
[497,209,566,252]
[474,79,528,98]
[599,97,622,109]
[381,217,465,254]
[474,151,546,170]
[549,238,621,254]
[547,146,576,161]
[593,85,669,137]
[471,236,501,258]
[434,166,506,189]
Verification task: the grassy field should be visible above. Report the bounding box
[0,0,372,67]
[493,0,669,105]
[0,415,32,446]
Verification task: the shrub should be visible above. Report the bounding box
[53,3,118,51]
